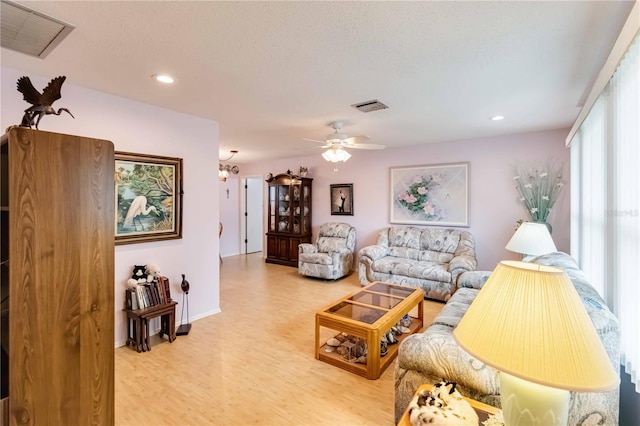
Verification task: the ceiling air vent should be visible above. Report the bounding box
[1,0,75,58]
[351,99,389,113]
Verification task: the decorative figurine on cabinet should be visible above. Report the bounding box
[16,75,75,129]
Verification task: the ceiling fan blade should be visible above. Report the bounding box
[343,135,370,144]
[347,143,386,150]
[302,138,326,144]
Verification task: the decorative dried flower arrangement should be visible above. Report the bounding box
[513,159,565,223]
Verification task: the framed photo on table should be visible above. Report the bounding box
[390,162,468,227]
[330,183,353,216]
[115,151,183,245]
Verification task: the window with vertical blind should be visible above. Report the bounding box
[568,32,639,391]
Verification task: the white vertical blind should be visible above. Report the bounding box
[569,32,640,391]
[610,33,639,391]
[571,97,608,297]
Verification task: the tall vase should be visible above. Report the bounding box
[534,220,552,234]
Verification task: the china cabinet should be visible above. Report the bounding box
[266,173,312,266]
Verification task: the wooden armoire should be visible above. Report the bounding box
[1,127,115,425]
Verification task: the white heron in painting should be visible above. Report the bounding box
[123,196,160,230]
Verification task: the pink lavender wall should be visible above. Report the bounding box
[2,67,221,346]
[238,128,570,270]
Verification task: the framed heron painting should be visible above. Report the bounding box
[115,152,183,245]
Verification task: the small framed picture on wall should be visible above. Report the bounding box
[330,183,353,216]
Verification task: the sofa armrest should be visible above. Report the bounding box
[449,232,477,283]
[458,271,492,289]
[358,244,387,263]
[330,247,351,260]
[449,253,477,284]
[299,243,317,254]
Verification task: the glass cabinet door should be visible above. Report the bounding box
[292,183,301,234]
[302,184,311,234]
[269,185,276,231]
[277,184,290,232]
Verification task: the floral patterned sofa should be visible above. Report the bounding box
[394,252,620,425]
[298,222,356,280]
[357,226,477,301]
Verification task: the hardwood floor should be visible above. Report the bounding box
[115,253,444,425]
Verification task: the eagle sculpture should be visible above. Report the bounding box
[17,75,74,129]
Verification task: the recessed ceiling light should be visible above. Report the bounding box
[152,74,174,84]
[490,115,505,121]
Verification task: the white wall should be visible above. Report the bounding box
[1,68,221,346]
[240,128,570,270]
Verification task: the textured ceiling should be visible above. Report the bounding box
[0,1,635,163]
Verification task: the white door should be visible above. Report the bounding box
[243,176,263,253]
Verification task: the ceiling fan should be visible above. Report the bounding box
[303,121,385,162]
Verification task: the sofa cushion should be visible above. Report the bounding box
[387,246,455,263]
[432,287,478,328]
[420,228,462,253]
[419,250,455,263]
[317,236,346,253]
[371,257,452,283]
[531,253,619,337]
[388,227,423,249]
[299,252,333,265]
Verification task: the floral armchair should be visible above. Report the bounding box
[298,222,356,280]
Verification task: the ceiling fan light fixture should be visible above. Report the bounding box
[322,147,351,163]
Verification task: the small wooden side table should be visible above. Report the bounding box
[125,301,177,352]
[397,384,501,426]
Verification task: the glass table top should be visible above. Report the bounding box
[325,301,387,324]
[323,282,417,323]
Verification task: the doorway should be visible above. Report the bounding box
[241,176,263,254]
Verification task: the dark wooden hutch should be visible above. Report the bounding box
[265,172,312,266]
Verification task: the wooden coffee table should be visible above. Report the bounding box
[315,281,424,379]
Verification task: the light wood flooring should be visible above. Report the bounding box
[114,253,445,425]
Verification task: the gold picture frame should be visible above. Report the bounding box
[115,151,183,245]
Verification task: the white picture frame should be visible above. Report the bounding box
[390,162,469,227]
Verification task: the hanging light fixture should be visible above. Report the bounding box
[219,150,239,182]
[322,146,351,163]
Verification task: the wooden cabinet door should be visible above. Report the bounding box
[4,128,115,426]
[277,237,289,260]
[266,235,278,260]
[288,237,302,263]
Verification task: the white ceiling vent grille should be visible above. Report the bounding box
[351,99,389,113]
[1,0,75,58]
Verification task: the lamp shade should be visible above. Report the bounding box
[453,261,619,392]
[506,222,557,256]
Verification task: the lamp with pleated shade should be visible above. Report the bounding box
[453,261,618,426]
